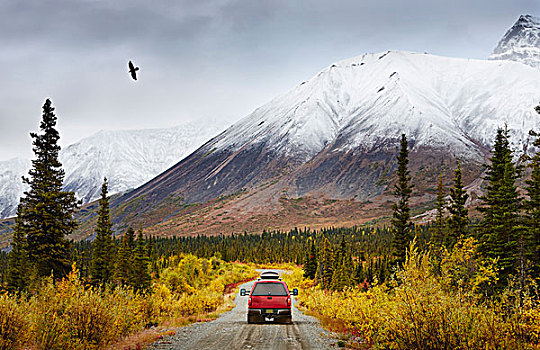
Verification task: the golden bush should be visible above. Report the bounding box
[0,294,29,350]
[298,239,540,349]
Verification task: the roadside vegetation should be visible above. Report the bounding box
[0,254,255,350]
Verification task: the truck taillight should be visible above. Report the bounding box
[248,297,252,307]
[287,297,291,307]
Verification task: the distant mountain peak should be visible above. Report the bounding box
[0,121,228,219]
[490,14,540,68]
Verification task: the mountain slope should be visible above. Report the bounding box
[490,14,540,68]
[0,121,227,219]
[115,51,540,232]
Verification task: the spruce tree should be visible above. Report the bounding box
[115,229,134,286]
[431,172,446,248]
[132,227,151,291]
[392,134,413,265]
[525,128,540,280]
[20,99,79,279]
[330,236,351,291]
[303,239,317,279]
[90,178,115,285]
[316,237,334,289]
[5,205,29,293]
[478,127,522,284]
[447,161,469,248]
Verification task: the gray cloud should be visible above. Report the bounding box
[0,0,538,160]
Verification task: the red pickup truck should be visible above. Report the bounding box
[240,272,298,324]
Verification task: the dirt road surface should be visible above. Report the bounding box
[149,278,335,350]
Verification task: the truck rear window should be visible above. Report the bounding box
[251,282,287,296]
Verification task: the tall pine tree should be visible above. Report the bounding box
[132,227,151,291]
[5,205,29,293]
[303,239,317,279]
[316,237,334,289]
[115,230,134,286]
[392,134,413,265]
[90,178,115,285]
[20,99,79,279]
[431,172,446,249]
[525,125,540,280]
[447,161,469,248]
[478,127,522,285]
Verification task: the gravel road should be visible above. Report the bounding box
[149,277,334,350]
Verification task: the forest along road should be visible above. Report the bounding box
[149,278,334,350]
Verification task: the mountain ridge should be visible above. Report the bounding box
[0,121,227,219]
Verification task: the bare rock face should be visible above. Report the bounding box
[490,14,540,68]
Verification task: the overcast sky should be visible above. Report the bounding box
[0,0,538,160]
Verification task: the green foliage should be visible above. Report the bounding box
[431,172,446,249]
[132,227,152,292]
[303,239,317,279]
[114,229,134,286]
[478,127,523,286]
[447,161,469,248]
[525,128,540,281]
[392,134,414,265]
[5,205,29,293]
[90,178,115,286]
[317,237,334,289]
[18,99,79,280]
[330,236,353,291]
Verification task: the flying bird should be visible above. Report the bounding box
[128,61,139,80]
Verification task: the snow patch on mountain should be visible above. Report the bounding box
[0,121,227,219]
[0,158,30,218]
[213,51,540,162]
[490,14,540,68]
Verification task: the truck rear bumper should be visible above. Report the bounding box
[247,308,292,323]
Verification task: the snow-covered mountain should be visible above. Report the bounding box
[119,51,540,219]
[490,14,540,68]
[0,158,30,218]
[0,121,227,219]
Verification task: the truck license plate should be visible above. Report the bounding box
[266,309,273,313]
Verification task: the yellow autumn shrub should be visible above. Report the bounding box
[0,294,29,350]
[0,255,256,349]
[298,239,540,350]
[28,267,146,350]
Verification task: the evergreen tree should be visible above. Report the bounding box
[126,227,136,251]
[330,235,351,291]
[115,229,134,286]
[303,239,317,279]
[20,99,79,279]
[132,227,151,291]
[5,205,29,292]
[90,178,115,285]
[447,162,469,248]
[392,134,414,265]
[354,260,365,287]
[431,172,446,248]
[525,128,540,280]
[316,237,334,289]
[478,127,522,284]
